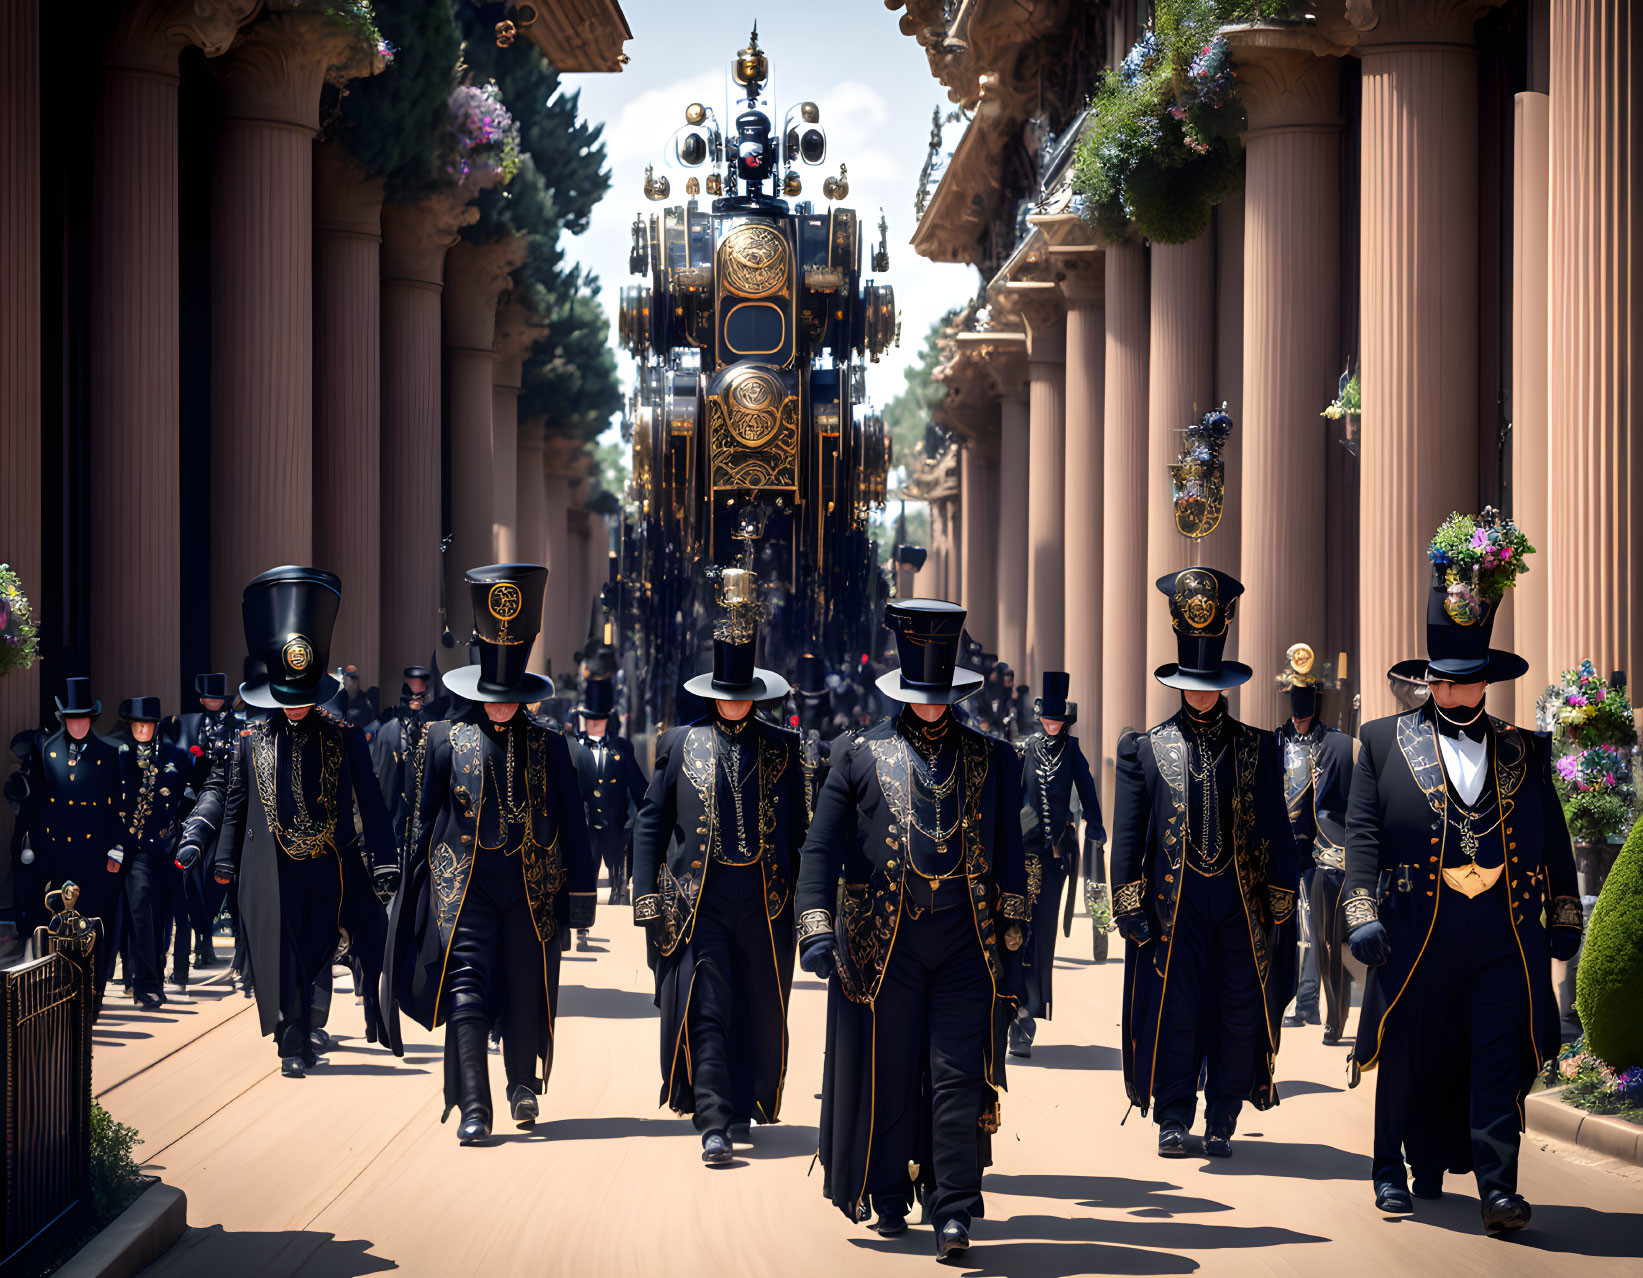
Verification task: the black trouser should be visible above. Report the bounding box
[1153,866,1263,1133]
[591,827,627,903]
[445,846,554,1094]
[1373,880,1528,1198]
[1294,864,1320,1019]
[1309,865,1350,1035]
[867,896,993,1230]
[685,860,775,1133]
[1022,859,1067,1019]
[273,857,341,1058]
[122,845,172,998]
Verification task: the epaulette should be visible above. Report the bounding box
[312,703,347,726]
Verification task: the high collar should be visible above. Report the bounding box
[1180,696,1228,739]
[898,706,955,746]
[714,712,752,740]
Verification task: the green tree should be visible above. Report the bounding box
[882,312,956,466]
[1577,816,1643,1069]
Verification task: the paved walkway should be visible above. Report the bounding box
[95,906,1643,1278]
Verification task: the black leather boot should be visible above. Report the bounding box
[448,1018,492,1145]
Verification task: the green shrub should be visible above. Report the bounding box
[1576,813,1643,1070]
[89,1101,144,1220]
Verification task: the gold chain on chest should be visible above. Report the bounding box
[252,722,341,859]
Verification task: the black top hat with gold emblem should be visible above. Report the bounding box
[1154,567,1252,691]
[239,566,342,709]
[1275,642,1335,719]
[1423,566,1528,683]
[875,599,984,705]
[442,564,553,704]
[684,569,790,702]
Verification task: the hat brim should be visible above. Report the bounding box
[875,667,985,705]
[1154,661,1254,692]
[240,674,340,711]
[1034,699,1075,720]
[55,701,102,718]
[1387,658,1429,684]
[1425,650,1529,684]
[442,666,555,705]
[683,669,792,702]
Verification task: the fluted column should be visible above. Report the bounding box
[492,303,538,564]
[92,0,253,711]
[1513,92,1551,723]
[379,191,476,680]
[1019,290,1067,689]
[1145,234,1216,723]
[443,235,527,640]
[209,11,378,667]
[1060,262,1105,731]
[996,390,1031,672]
[1548,0,1638,688]
[1356,2,1495,721]
[542,437,578,676]
[517,421,548,676]
[1,0,41,888]
[313,141,383,685]
[1102,241,1150,804]
[1231,32,1342,728]
[959,436,999,646]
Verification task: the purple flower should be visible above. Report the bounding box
[1569,694,1589,707]
[1556,755,1580,782]
[1471,528,1489,549]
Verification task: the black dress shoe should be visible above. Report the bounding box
[1412,1172,1443,1200]
[308,1028,331,1056]
[457,1110,492,1145]
[168,971,189,990]
[1158,1123,1189,1158]
[701,1130,733,1164]
[1203,1130,1233,1158]
[936,1220,970,1260]
[135,991,164,1011]
[727,1121,752,1144]
[874,1212,907,1237]
[1481,1192,1531,1233]
[1374,1182,1414,1214]
[1322,1025,1343,1046]
[1282,1013,1305,1028]
[509,1085,538,1129]
[576,930,591,952]
[280,1055,306,1078]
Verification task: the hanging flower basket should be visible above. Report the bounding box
[1321,368,1360,456]
[0,563,39,677]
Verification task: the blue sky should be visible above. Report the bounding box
[559,0,980,435]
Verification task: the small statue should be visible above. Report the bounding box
[41,880,101,987]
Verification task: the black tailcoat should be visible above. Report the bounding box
[174,708,238,920]
[383,707,596,1080]
[183,707,393,1041]
[1110,711,1300,1116]
[112,733,193,993]
[795,716,1028,1221]
[631,718,804,1120]
[370,702,435,850]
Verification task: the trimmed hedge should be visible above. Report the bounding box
[1576,813,1643,1070]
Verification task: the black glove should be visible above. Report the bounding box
[799,934,836,979]
[1115,911,1151,946]
[1548,927,1582,962]
[372,863,401,897]
[1348,919,1391,966]
[174,841,201,871]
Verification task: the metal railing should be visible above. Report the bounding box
[2,953,93,1268]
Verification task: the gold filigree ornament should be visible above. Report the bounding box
[488,583,522,621]
[720,223,788,298]
[1173,569,1218,632]
[723,370,784,447]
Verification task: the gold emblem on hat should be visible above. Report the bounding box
[488,583,522,621]
[1289,643,1315,675]
[1173,570,1217,631]
[283,636,313,674]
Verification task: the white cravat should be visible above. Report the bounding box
[1439,733,1488,806]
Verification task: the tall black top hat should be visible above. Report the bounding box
[795,653,827,698]
[1423,566,1528,682]
[876,599,984,705]
[55,677,101,719]
[117,697,163,722]
[578,677,615,718]
[442,564,553,704]
[240,566,342,709]
[1034,671,1074,720]
[684,568,791,702]
[1154,567,1253,691]
[194,672,228,700]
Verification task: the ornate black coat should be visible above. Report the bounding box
[183,708,394,1040]
[370,704,435,849]
[796,716,1028,1221]
[1110,712,1300,1116]
[383,708,596,1061]
[1016,730,1104,900]
[1344,707,1577,1084]
[9,729,125,932]
[569,729,647,835]
[112,735,192,855]
[631,718,805,1118]
[1275,719,1354,871]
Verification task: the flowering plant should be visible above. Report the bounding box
[1427,507,1535,624]
[1548,1038,1643,1120]
[1555,745,1635,844]
[437,81,522,187]
[0,563,39,678]
[1554,661,1637,749]
[1321,369,1360,421]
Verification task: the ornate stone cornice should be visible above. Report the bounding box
[954,328,1028,401]
[106,0,260,74]
[213,8,385,131]
[1221,25,1346,134]
[1293,0,1505,51]
[444,236,529,351]
[381,191,481,286]
[524,0,632,72]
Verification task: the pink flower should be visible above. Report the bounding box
[1556,755,1580,782]
[1471,529,1489,549]
[1606,772,1617,786]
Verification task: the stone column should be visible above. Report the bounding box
[379,191,476,681]
[1230,31,1342,729]
[209,11,378,667]
[996,390,1031,673]
[1102,241,1150,804]
[312,141,383,686]
[492,303,539,564]
[1059,261,1105,733]
[516,420,549,676]
[959,436,999,646]
[1,0,41,887]
[1513,92,1551,724]
[1145,234,1216,724]
[1019,290,1068,689]
[1548,1,1638,687]
[442,235,526,641]
[91,0,252,711]
[542,437,578,675]
[1355,2,1494,721]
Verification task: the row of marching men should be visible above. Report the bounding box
[7,539,1583,1260]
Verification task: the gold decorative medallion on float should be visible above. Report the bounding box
[719,224,789,298]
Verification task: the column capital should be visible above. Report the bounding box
[106,0,259,75]
[443,235,528,352]
[213,8,385,132]
[1050,247,1105,306]
[494,300,543,385]
[1314,0,1505,51]
[544,434,586,479]
[1004,282,1067,363]
[1223,26,1346,134]
[313,141,383,240]
[956,329,1029,400]
[382,191,480,287]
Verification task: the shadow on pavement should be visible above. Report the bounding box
[1194,1138,1370,1181]
[1013,1043,1121,1071]
[1398,1195,1643,1258]
[997,1212,1329,1250]
[533,1114,695,1141]
[851,1234,1199,1276]
[1273,1079,1345,1098]
[558,985,660,1019]
[743,1123,819,1159]
[984,1174,1230,1215]
[150,1226,396,1276]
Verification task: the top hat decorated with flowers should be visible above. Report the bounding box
[1424,508,1531,682]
